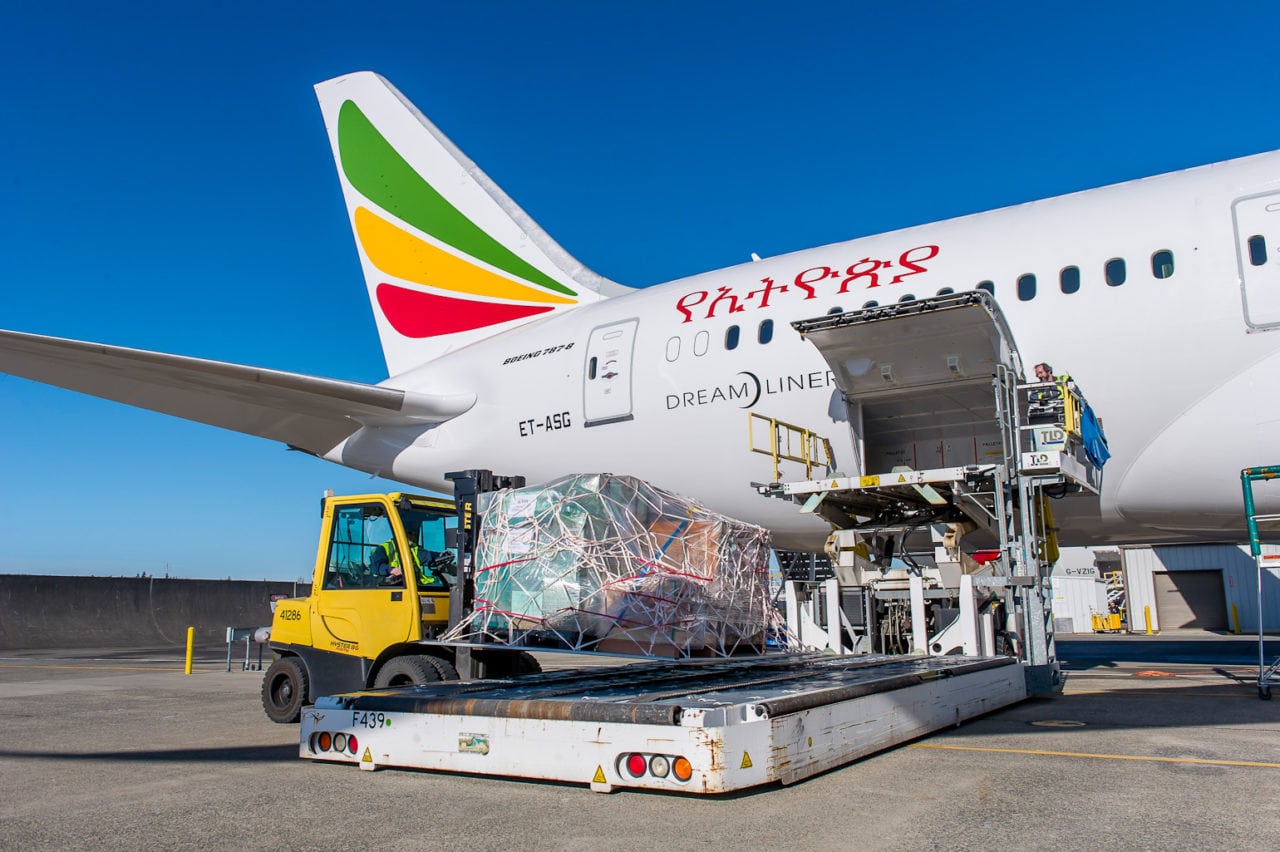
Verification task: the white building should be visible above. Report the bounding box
[1051,544,1280,634]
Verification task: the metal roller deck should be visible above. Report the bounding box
[300,652,1027,793]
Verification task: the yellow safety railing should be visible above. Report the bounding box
[748,413,834,482]
[1027,380,1084,439]
[1061,382,1083,438]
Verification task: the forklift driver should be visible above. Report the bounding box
[374,522,453,590]
[370,541,404,586]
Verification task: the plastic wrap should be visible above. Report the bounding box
[443,473,781,657]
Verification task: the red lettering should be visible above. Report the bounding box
[706,286,745,317]
[676,291,708,323]
[889,245,939,284]
[792,266,833,299]
[747,277,788,308]
[838,258,886,292]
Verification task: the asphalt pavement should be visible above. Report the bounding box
[1,635,1277,850]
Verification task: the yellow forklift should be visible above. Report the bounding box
[261,471,538,722]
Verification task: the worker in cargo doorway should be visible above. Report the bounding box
[1034,362,1074,389]
[1031,362,1076,409]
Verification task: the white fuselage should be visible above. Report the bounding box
[326,150,1280,549]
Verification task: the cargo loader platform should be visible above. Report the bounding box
[300,652,1026,794]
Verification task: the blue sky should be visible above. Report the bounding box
[1,1,1276,579]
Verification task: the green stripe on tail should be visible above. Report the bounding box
[337,100,576,298]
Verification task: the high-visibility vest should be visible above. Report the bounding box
[380,540,422,572]
[1054,374,1080,435]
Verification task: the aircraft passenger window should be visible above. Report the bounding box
[665,337,680,362]
[1151,250,1174,279]
[588,356,598,380]
[898,293,915,302]
[693,330,709,356]
[1248,235,1268,266]
[758,319,774,344]
[827,306,843,314]
[936,287,954,296]
[976,281,994,295]
[862,300,879,308]
[725,325,740,350]
[1017,274,1036,301]
[1059,266,1080,294]
[1105,258,1126,286]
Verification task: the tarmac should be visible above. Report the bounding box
[1,633,1278,850]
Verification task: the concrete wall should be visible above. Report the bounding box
[0,575,311,650]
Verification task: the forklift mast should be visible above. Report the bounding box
[444,469,526,678]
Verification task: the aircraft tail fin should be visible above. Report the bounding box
[315,72,628,375]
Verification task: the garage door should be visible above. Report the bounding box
[1153,570,1227,630]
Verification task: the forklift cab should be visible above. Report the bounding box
[314,493,458,648]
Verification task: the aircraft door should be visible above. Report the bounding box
[1232,192,1280,330]
[583,318,638,426]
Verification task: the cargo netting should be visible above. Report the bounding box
[443,473,786,658]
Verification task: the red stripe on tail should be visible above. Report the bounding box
[376,283,555,338]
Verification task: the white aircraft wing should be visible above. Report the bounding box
[0,329,475,454]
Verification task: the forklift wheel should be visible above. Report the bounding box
[262,656,309,724]
[478,650,543,678]
[374,654,453,688]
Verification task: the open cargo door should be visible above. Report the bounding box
[792,291,1022,475]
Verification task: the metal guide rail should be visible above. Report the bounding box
[1241,465,1280,700]
[299,652,1026,794]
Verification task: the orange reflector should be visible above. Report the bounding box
[318,732,333,751]
[672,756,693,782]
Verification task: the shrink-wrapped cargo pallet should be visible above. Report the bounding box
[443,473,780,657]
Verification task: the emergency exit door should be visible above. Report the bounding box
[1232,192,1280,330]
[583,318,638,427]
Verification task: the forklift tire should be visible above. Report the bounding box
[478,650,542,678]
[426,656,459,680]
[374,654,453,688]
[262,656,309,724]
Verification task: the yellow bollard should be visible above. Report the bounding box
[1144,605,1153,635]
[184,626,195,675]
[1231,604,1242,635]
